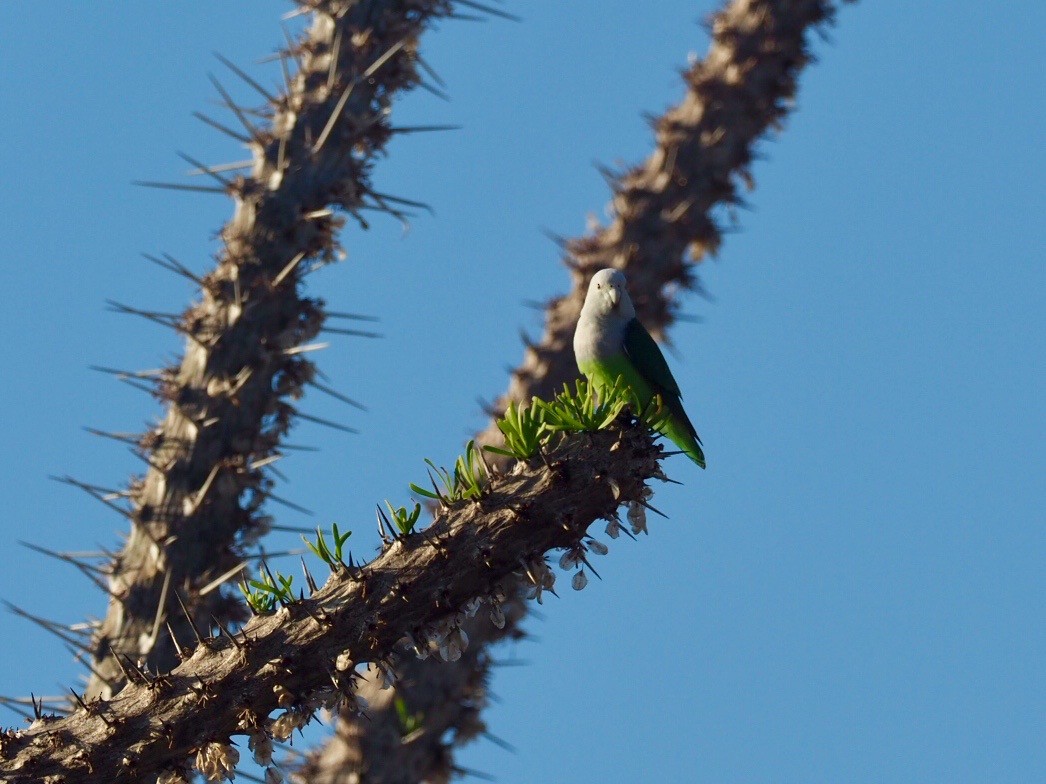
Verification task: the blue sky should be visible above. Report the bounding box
[0,2,1042,782]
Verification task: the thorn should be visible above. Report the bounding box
[451,766,495,782]
[299,602,327,627]
[214,51,276,102]
[390,124,462,135]
[258,557,285,607]
[414,54,447,89]
[166,622,186,659]
[375,506,393,544]
[272,251,306,288]
[322,325,383,338]
[106,645,136,684]
[636,498,668,519]
[477,397,498,418]
[197,562,247,597]
[306,380,367,411]
[67,644,119,696]
[113,375,158,396]
[261,490,315,516]
[133,180,227,195]
[490,658,530,668]
[447,12,487,23]
[673,312,704,324]
[280,442,320,453]
[539,227,570,248]
[457,0,522,22]
[417,80,451,101]
[0,697,34,722]
[175,151,234,190]
[126,654,152,684]
[325,310,380,322]
[326,26,343,92]
[68,687,113,728]
[277,46,294,95]
[362,37,408,81]
[174,591,207,648]
[193,111,251,144]
[313,80,356,154]
[426,468,449,507]
[52,475,133,520]
[185,464,221,515]
[579,554,602,580]
[211,615,241,649]
[267,523,317,534]
[83,427,140,446]
[186,159,252,177]
[364,193,417,225]
[105,300,183,333]
[20,541,111,594]
[369,191,434,215]
[283,342,329,356]
[294,411,359,435]
[248,454,283,471]
[69,688,90,713]
[141,252,204,285]
[279,21,302,68]
[482,730,517,753]
[150,568,173,649]
[300,556,318,594]
[207,74,265,144]
[656,474,684,485]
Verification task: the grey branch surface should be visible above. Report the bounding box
[299,1,849,782]
[81,0,453,701]
[0,421,663,782]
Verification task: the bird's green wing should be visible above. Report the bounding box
[623,318,682,399]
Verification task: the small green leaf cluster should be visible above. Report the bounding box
[394,696,424,737]
[484,398,546,459]
[538,377,633,434]
[405,377,653,512]
[410,440,489,504]
[303,523,353,570]
[382,501,422,536]
[484,377,645,460]
[239,569,294,615]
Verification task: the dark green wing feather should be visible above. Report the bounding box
[623,318,700,442]
[623,318,682,397]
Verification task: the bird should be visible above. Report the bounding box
[573,267,705,467]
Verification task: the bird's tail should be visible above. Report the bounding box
[658,401,706,469]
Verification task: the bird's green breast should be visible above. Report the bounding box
[579,353,655,403]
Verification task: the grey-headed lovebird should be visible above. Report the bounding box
[573,268,705,468]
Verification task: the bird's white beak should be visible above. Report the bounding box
[607,286,620,309]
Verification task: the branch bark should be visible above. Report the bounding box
[83,0,454,700]
[0,422,662,783]
[299,1,847,782]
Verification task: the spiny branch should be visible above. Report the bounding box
[0,421,662,782]
[61,0,458,702]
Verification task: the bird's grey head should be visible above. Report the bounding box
[584,268,635,320]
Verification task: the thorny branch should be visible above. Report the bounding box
[0,421,663,783]
[299,1,852,783]
[75,0,454,700]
